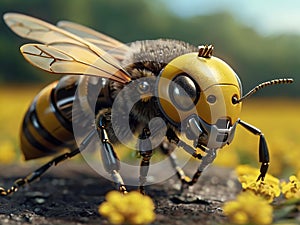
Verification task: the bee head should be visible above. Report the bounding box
[156,45,242,148]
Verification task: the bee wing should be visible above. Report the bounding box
[20,43,129,83]
[57,20,130,61]
[3,12,131,83]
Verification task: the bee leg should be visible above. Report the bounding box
[0,129,96,197]
[138,127,153,195]
[165,128,204,188]
[98,115,127,194]
[238,120,270,181]
[185,148,218,189]
[159,141,193,186]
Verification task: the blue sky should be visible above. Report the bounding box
[162,0,300,35]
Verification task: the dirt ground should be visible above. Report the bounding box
[0,159,241,225]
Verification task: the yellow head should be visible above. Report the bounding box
[156,45,242,149]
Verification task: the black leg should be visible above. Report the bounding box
[159,140,193,184]
[98,115,127,193]
[165,128,209,190]
[185,148,218,187]
[0,129,97,196]
[166,128,203,160]
[238,119,270,181]
[138,127,153,195]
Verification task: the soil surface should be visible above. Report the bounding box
[0,160,241,225]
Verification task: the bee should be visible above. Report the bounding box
[0,13,293,196]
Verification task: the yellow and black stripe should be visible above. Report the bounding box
[20,81,77,160]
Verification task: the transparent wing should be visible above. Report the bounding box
[3,12,131,83]
[57,20,130,61]
[20,43,128,83]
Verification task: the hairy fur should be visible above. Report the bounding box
[95,39,197,145]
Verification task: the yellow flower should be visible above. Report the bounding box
[99,191,155,225]
[223,191,273,225]
[236,165,280,202]
[281,175,300,199]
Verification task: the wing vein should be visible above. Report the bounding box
[4,13,131,83]
[22,45,125,83]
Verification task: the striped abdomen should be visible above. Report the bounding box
[20,77,79,160]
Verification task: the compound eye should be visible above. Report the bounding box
[169,74,199,111]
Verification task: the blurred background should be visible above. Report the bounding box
[0,0,299,178]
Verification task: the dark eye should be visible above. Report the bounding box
[169,74,199,110]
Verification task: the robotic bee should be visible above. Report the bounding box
[0,13,293,196]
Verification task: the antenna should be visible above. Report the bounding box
[233,78,294,104]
